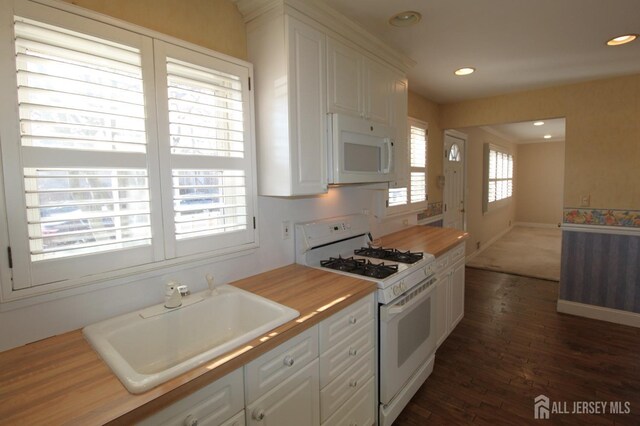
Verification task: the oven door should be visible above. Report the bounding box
[379,276,437,405]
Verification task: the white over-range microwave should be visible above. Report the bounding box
[327,113,394,184]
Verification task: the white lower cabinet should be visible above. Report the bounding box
[320,293,376,425]
[246,359,320,426]
[435,242,466,348]
[137,368,244,426]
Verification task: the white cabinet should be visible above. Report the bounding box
[245,326,319,403]
[327,37,394,126]
[389,76,408,189]
[244,326,320,426]
[434,243,466,348]
[319,293,376,425]
[247,359,320,426]
[137,368,244,426]
[247,12,328,196]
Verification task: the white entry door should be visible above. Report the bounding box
[443,131,466,230]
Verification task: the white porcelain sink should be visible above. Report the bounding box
[83,285,299,393]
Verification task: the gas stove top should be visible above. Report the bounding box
[295,215,436,303]
[320,256,399,279]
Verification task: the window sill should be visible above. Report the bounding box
[0,243,258,309]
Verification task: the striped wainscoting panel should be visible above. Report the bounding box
[560,229,640,313]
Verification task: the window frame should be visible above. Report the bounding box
[0,0,258,301]
[483,143,514,213]
[386,117,428,215]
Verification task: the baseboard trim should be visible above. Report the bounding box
[557,300,640,328]
[465,225,513,263]
[514,222,560,229]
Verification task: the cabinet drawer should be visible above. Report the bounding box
[450,243,465,263]
[245,325,318,404]
[320,293,374,352]
[137,368,243,426]
[321,376,375,426]
[319,319,374,388]
[320,347,375,422]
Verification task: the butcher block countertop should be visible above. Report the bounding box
[0,225,467,425]
[380,225,469,258]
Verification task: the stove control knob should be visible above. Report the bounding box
[393,285,400,296]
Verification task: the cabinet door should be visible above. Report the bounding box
[363,57,393,125]
[435,273,449,348]
[389,76,408,188]
[450,258,465,331]
[327,37,362,117]
[246,359,320,426]
[287,16,328,195]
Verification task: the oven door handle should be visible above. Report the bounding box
[382,279,436,320]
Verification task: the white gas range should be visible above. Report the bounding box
[295,214,439,426]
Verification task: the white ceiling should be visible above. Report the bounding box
[481,118,566,144]
[321,0,640,104]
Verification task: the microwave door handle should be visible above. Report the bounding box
[382,138,393,173]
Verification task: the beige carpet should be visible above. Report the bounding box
[466,226,561,281]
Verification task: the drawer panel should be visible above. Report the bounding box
[245,325,319,404]
[435,252,449,272]
[320,293,374,352]
[137,368,244,426]
[450,243,465,263]
[319,319,374,388]
[322,376,375,426]
[320,347,375,422]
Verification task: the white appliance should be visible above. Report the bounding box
[328,113,394,184]
[295,214,438,426]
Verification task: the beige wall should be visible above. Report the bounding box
[61,0,247,59]
[408,90,443,204]
[516,142,565,225]
[462,127,517,256]
[440,74,640,211]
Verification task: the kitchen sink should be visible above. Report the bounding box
[83,285,299,393]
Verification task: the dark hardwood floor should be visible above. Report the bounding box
[395,268,640,425]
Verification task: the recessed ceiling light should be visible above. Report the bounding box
[606,34,638,46]
[389,11,422,27]
[533,121,545,126]
[544,134,552,139]
[454,67,475,76]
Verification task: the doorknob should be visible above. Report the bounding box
[460,209,465,213]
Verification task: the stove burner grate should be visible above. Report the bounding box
[320,256,398,279]
[354,247,424,264]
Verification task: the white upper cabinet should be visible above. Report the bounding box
[238,0,414,197]
[247,12,328,196]
[327,37,394,126]
[390,77,408,189]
